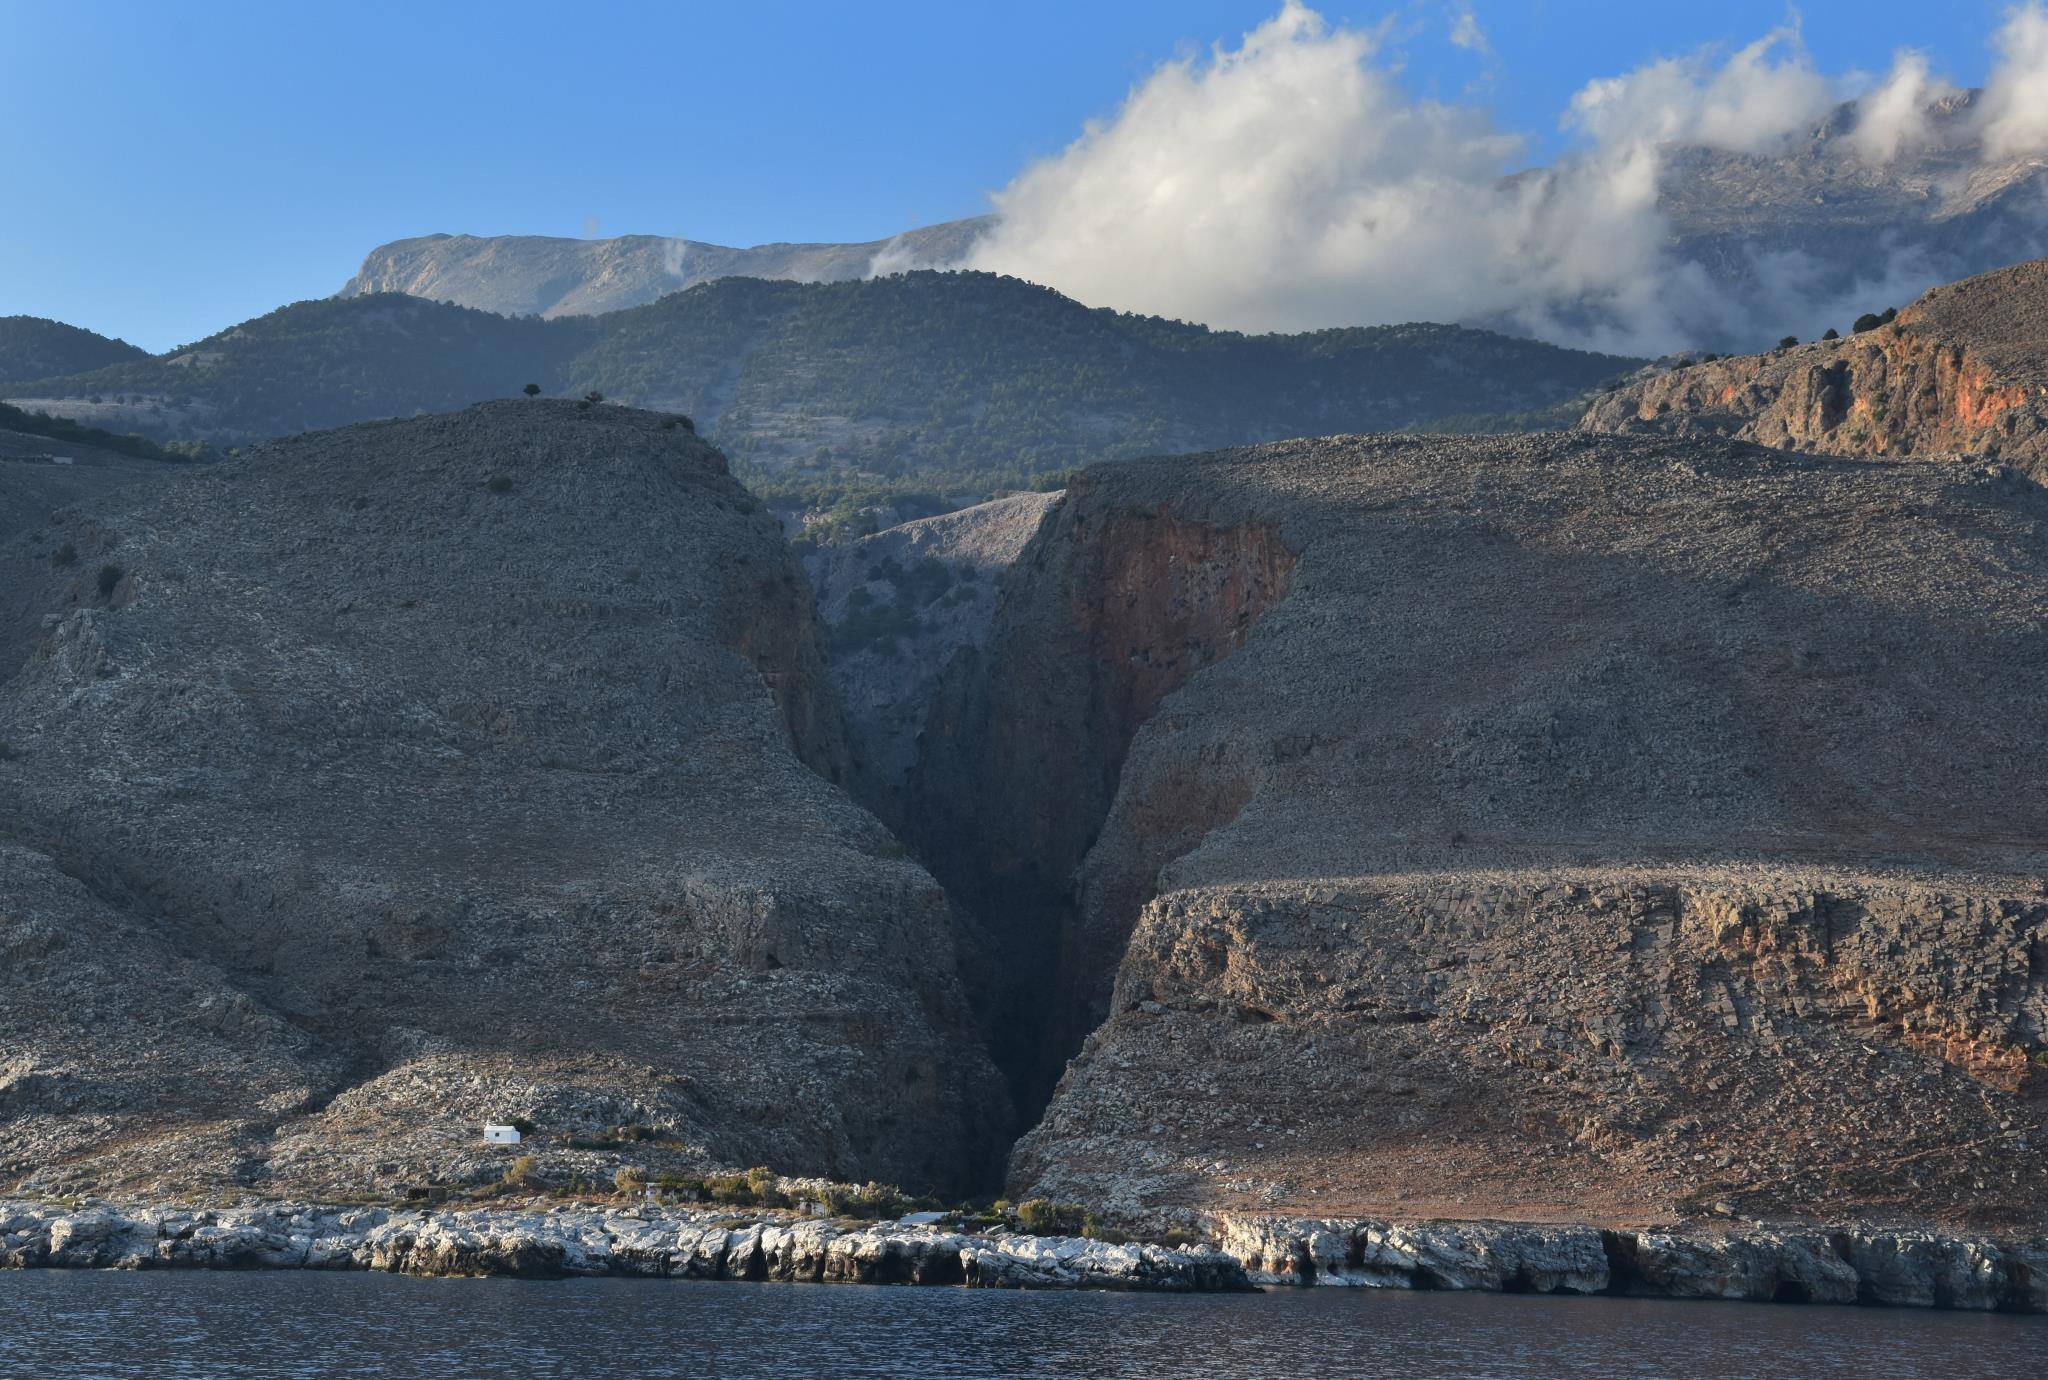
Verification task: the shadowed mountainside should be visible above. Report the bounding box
[2,274,1637,496]
[0,400,1009,1202]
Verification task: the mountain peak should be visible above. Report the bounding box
[337,219,992,319]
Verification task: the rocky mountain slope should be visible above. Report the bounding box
[804,491,1060,819]
[0,317,146,388]
[338,221,990,319]
[0,400,1008,1201]
[3,275,1634,488]
[8,392,2047,1249]
[0,449,169,550]
[1638,92,2048,352]
[1581,258,2048,480]
[901,433,2048,1234]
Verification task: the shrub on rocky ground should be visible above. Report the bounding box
[743,1166,790,1208]
[819,1183,908,1220]
[703,1173,758,1207]
[1015,1199,1095,1237]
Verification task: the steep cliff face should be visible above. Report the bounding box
[918,433,2048,1234]
[1582,258,2048,479]
[906,484,1298,1113]
[0,401,1008,1199]
[805,491,1060,819]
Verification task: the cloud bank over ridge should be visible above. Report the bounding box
[954,3,2048,356]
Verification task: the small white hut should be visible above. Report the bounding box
[482,1123,522,1145]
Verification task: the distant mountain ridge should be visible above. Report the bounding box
[3,272,1636,498]
[338,220,991,319]
[1636,90,2048,352]
[335,92,2048,358]
[0,317,147,387]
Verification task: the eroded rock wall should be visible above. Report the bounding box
[1581,258,2048,479]
[804,490,1060,818]
[905,478,1297,1113]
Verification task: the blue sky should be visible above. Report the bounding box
[0,0,2027,350]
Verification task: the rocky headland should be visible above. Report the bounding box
[5,395,2048,1312]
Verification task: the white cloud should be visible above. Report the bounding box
[1846,51,1957,162]
[1449,5,1488,55]
[1563,26,1839,154]
[967,4,1577,340]
[964,3,1824,353]
[939,4,2039,356]
[1980,3,2048,156]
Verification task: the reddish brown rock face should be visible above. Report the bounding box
[1581,257,2048,482]
[1071,508,1298,766]
[1014,877,2048,1234]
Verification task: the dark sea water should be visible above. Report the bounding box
[1,1272,2042,1379]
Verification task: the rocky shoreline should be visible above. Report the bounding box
[0,1200,1247,1292]
[4,1199,2044,1310]
[1214,1215,2048,1311]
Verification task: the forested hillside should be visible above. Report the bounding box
[0,316,148,386]
[7,273,1637,504]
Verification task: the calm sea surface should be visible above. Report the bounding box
[1,1272,2041,1379]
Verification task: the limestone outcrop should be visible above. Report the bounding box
[1581,258,2048,480]
[1210,1213,2048,1309]
[7,1198,2045,1310]
[337,223,990,319]
[0,1199,1248,1292]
